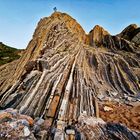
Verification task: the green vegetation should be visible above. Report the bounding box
[0,42,21,66]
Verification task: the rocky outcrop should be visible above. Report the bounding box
[99,101,140,131]
[0,12,86,96]
[0,109,139,140]
[89,24,140,52]
[77,114,140,140]
[117,24,138,41]
[89,25,109,46]
[0,12,140,139]
[118,24,140,45]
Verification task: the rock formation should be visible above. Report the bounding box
[0,12,140,139]
[118,24,140,45]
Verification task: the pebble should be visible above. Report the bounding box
[19,115,34,126]
[5,108,18,115]
[103,106,113,112]
[40,130,48,140]
[19,119,29,127]
[97,94,104,100]
[43,119,52,130]
[111,92,118,96]
[36,118,44,126]
[33,124,41,133]
[66,129,75,135]
[23,126,31,137]
[9,122,18,129]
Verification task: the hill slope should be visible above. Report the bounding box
[0,42,22,66]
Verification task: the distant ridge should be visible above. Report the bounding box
[0,42,23,66]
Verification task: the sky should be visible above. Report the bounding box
[0,0,140,49]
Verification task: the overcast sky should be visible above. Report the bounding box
[0,0,140,49]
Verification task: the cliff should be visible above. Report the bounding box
[0,12,140,139]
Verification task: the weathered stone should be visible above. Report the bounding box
[19,115,34,126]
[40,130,48,140]
[0,112,12,123]
[0,109,36,139]
[42,119,52,130]
[36,118,44,126]
[23,126,31,137]
[0,11,140,139]
[77,116,140,140]
[47,95,60,117]
[103,106,113,112]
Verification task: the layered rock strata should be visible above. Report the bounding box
[0,12,140,139]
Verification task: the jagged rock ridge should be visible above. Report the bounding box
[0,12,140,139]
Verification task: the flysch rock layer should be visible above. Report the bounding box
[0,12,140,139]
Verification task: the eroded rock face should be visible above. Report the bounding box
[89,25,110,46]
[0,109,139,140]
[118,24,140,45]
[77,114,140,140]
[117,24,138,41]
[0,12,140,139]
